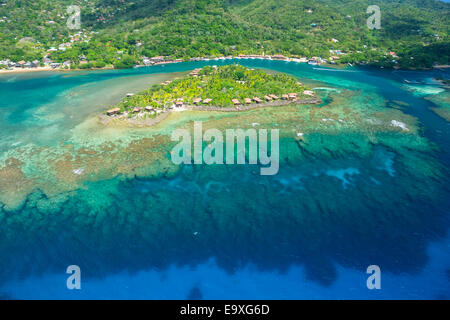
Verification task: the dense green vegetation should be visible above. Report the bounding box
[112,64,309,112]
[0,0,448,69]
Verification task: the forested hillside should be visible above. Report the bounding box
[0,0,448,69]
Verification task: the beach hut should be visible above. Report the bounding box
[232,99,241,106]
[132,107,140,113]
[303,90,314,96]
[269,94,279,100]
[145,106,154,112]
[253,97,263,104]
[297,82,303,86]
[193,98,202,104]
[107,108,120,116]
[264,96,273,102]
[244,98,252,104]
[282,94,289,100]
[203,98,212,104]
[175,101,184,107]
[288,93,298,100]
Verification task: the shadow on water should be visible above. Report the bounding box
[0,151,448,288]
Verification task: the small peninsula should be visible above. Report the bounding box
[101,65,320,125]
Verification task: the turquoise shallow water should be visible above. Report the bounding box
[0,60,449,299]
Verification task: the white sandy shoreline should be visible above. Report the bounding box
[0,66,114,75]
[0,66,55,74]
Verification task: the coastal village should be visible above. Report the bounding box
[0,30,94,70]
[0,51,342,71]
[0,21,348,72]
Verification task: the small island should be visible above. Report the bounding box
[101,65,321,125]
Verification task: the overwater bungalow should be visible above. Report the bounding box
[232,99,241,106]
[107,108,120,116]
[244,98,252,104]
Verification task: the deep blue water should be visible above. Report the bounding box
[0,60,449,299]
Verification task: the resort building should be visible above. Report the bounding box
[150,56,165,63]
[189,68,202,77]
[107,108,120,116]
[272,54,287,61]
[288,93,298,100]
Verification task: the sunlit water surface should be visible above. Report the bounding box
[0,60,449,299]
